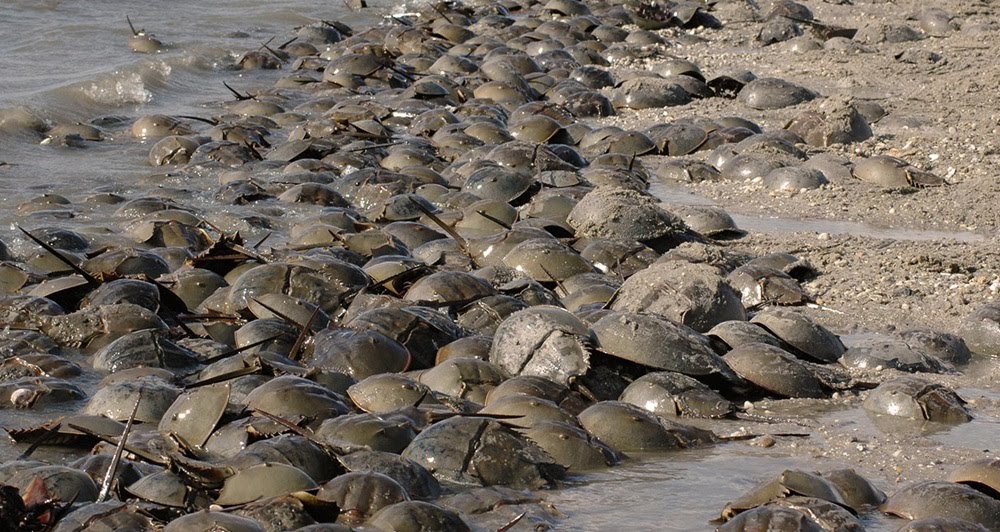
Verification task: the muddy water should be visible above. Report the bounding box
[0,0,383,201]
[550,393,998,531]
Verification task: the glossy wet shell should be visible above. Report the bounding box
[418,357,506,405]
[591,311,737,382]
[750,309,845,363]
[840,336,948,373]
[898,517,992,532]
[723,342,826,399]
[216,463,318,506]
[404,270,495,305]
[947,459,1000,497]
[347,374,431,414]
[727,264,810,307]
[882,481,1000,528]
[620,371,734,418]
[611,261,747,333]
[93,330,199,372]
[763,166,829,192]
[900,329,972,365]
[126,470,189,507]
[226,261,369,315]
[339,450,441,501]
[317,471,408,521]
[738,77,817,110]
[243,375,350,426]
[567,187,687,243]
[722,469,849,520]
[368,501,470,532]
[83,375,180,423]
[672,205,744,238]
[501,238,595,282]
[158,383,231,447]
[577,401,711,452]
[346,306,467,369]
[862,376,971,423]
[819,468,887,510]
[401,416,564,489]
[316,413,416,454]
[520,421,621,471]
[456,295,528,336]
[478,394,577,429]
[767,496,865,531]
[488,305,591,386]
[717,506,824,532]
[852,155,944,187]
[8,464,99,503]
[305,328,411,380]
[83,278,160,312]
[163,511,265,532]
[960,302,1000,357]
[707,320,785,350]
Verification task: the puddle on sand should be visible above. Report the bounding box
[546,445,903,531]
[546,378,999,531]
[650,183,986,243]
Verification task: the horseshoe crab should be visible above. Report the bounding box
[840,336,950,373]
[882,481,1000,528]
[8,465,99,504]
[317,471,408,524]
[521,421,621,471]
[91,329,202,373]
[727,264,810,308]
[163,511,265,532]
[243,375,350,427]
[723,343,827,399]
[316,412,416,454]
[619,371,735,419]
[368,501,470,532]
[418,357,506,405]
[590,311,739,386]
[347,374,431,414]
[346,306,467,369]
[610,261,747,332]
[900,329,972,366]
[960,302,1000,357]
[83,375,179,422]
[717,506,824,532]
[750,309,846,364]
[226,261,369,316]
[577,401,716,453]
[339,450,441,501]
[862,376,971,424]
[501,238,595,282]
[852,155,944,188]
[401,416,564,489]
[566,187,693,249]
[611,77,691,109]
[818,468,887,511]
[738,77,817,110]
[305,328,411,379]
[718,469,850,522]
[488,305,592,386]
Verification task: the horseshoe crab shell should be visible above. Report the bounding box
[488,305,592,386]
[591,311,738,384]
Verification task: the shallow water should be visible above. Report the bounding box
[0,0,383,200]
